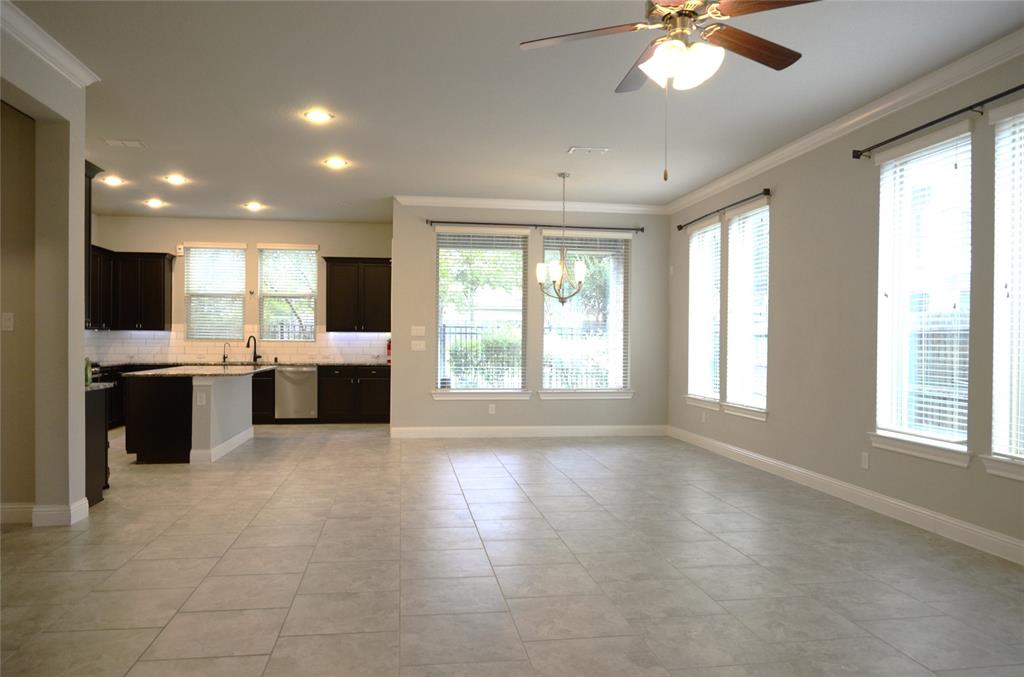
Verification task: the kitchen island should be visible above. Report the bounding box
[123,365,275,463]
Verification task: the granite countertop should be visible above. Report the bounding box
[101,361,389,369]
[123,365,278,378]
[85,382,115,391]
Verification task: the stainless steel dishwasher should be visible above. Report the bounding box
[274,366,318,419]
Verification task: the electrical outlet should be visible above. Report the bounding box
[411,340,426,352]
[700,410,707,424]
[1,312,13,332]
[411,325,426,337]
[196,392,207,406]
[861,451,870,470]
[488,404,496,415]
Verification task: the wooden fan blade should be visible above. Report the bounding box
[713,0,818,18]
[520,22,649,50]
[702,24,801,70]
[615,39,660,93]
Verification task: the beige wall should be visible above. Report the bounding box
[668,55,1024,540]
[2,15,89,524]
[391,201,669,430]
[93,215,392,332]
[1,101,37,512]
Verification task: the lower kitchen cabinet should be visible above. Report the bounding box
[85,387,109,506]
[252,370,276,424]
[318,365,390,423]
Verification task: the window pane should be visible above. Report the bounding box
[259,248,317,341]
[688,224,721,400]
[542,236,630,390]
[185,246,245,340]
[877,132,972,442]
[727,206,770,409]
[437,232,527,390]
[994,111,1024,458]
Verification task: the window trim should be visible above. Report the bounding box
[540,232,632,392]
[432,390,532,401]
[538,389,634,400]
[867,430,970,468]
[435,228,529,391]
[183,243,247,341]
[687,395,721,411]
[979,454,1024,482]
[724,201,770,412]
[257,245,319,343]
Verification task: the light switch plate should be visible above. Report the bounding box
[411,325,425,337]
[1,312,13,332]
[411,340,426,352]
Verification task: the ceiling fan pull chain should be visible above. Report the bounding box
[663,84,669,182]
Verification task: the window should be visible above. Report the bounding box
[184,245,245,340]
[688,222,721,400]
[542,233,630,390]
[993,106,1024,458]
[876,127,972,444]
[727,206,770,410]
[259,246,318,341]
[437,230,527,390]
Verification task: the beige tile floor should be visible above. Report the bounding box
[2,424,1022,676]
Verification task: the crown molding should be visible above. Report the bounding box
[1,2,99,88]
[664,26,1024,215]
[395,195,669,216]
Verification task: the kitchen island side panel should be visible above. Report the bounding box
[124,376,192,463]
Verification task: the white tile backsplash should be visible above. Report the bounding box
[85,324,390,366]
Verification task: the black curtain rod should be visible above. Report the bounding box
[852,83,1024,160]
[675,189,771,231]
[426,220,645,234]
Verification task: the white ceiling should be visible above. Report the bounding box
[17,1,1024,222]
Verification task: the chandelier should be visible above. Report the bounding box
[536,172,586,305]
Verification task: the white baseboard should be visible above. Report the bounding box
[666,426,1024,566]
[1,502,34,525]
[32,498,89,527]
[191,426,254,463]
[390,424,666,439]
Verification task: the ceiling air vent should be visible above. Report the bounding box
[104,139,146,148]
[567,146,609,156]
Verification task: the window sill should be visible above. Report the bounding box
[979,454,1024,482]
[432,390,532,401]
[867,431,970,468]
[723,404,767,421]
[687,396,721,411]
[538,390,634,400]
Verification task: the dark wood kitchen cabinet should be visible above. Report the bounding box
[85,387,109,506]
[89,246,115,330]
[317,365,390,422]
[114,253,173,330]
[324,257,391,332]
[84,160,103,329]
[252,370,276,424]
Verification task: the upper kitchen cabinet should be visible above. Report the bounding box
[89,246,115,330]
[114,253,173,330]
[325,257,391,332]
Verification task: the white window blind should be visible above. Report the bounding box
[437,231,527,390]
[259,247,318,341]
[727,205,770,410]
[542,235,630,390]
[877,130,972,443]
[185,246,245,340]
[688,223,721,400]
[993,109,1024,458]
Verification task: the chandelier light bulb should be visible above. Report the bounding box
[574,260,587,284]
[535,262,548,284]
[548,260,563,285]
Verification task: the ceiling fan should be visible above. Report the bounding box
[521,0,818,92]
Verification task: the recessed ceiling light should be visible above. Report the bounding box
[322,155,349,170]
[242,201,266,212]
[302,107,334,124]
[163,173,189,186]
[100,175,127,187]
[143,198,167,209]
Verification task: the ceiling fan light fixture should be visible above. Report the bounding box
[639,38,724,90]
